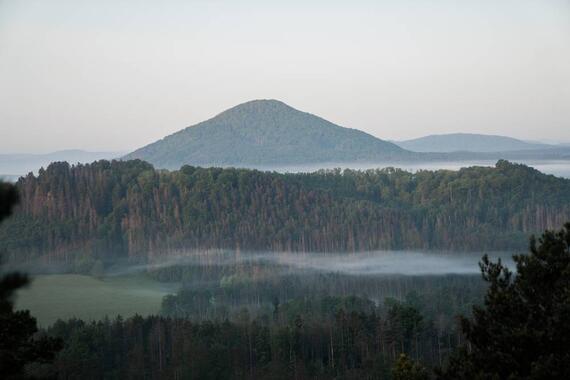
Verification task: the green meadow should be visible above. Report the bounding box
[15,273,179,327]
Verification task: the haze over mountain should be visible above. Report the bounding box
[124,100,411,169]
[0,150,123,180]
[396,133,556,153]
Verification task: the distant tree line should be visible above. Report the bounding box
[155,264,483,331]
[1,160,570,265]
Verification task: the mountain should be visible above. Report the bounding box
[2,160,570,266]
[395,133,556,153]
[124,99,411,169]
[0,149,123,180]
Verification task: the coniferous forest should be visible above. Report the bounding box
[1,161,570,379]
[1,159,570,267]
[2,173,569,379]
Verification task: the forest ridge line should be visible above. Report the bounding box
[1,159,570,267]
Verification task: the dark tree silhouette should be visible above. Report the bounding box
[439,222,570,379]
[0,182,62,379]
[0,182,18,221]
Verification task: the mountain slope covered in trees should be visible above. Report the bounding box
[124,99,411,168]
[1,160,570,265]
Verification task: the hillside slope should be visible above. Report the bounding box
[124,99,411,168]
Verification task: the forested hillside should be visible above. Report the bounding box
[1,159,570,264]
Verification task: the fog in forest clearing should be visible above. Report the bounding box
[17,250,509,326]
[265,251,515,276]
[101,250,516,277]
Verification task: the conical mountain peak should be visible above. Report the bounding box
[124,100,409,168]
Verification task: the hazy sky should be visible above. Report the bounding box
[0,0,569,153]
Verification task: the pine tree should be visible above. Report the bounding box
[439,222,570,379]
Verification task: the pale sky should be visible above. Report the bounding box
[0,0,569,153]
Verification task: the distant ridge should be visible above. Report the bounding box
[124,99,411,169]
[395,133,556,153]
[0,150,123,178]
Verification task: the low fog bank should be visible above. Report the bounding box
[255,160,570,179]
[268,251,515,276]
[102,250,516,277]
[2,250,517,278]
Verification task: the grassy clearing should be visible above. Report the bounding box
[15,273,179,327]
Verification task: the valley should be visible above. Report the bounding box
[16,249,498,327]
